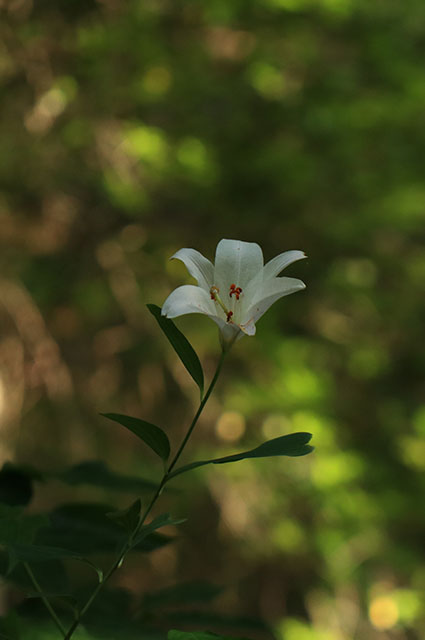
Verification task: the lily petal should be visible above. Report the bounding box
[263,250,306,280]
[214,239,264,293]
[246,277,306,324]
[210,317,243,344]
[239,318,256,336]
[171,248,214,292]
[162,285,216,318]
[162,284,243,348]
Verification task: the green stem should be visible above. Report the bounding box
[24,562,67,638]
[166,349,226,475]
[63,543,128,640]
[64,350,226,640]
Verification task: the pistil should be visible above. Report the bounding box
[210,286,234,323]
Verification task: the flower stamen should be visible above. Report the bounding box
[210,285,234,321]
[210,285,220,301]
[229,284,243,300]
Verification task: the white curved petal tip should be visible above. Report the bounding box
[240,320,256,336]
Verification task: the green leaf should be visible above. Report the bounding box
[147,304,204,397]
[58,460,158,493]
[38,502,172,555]
[101,413,170,461]
[6,544,103,581]
[107,498,141,533]
[131,513,186,548]
[167,432,314,480]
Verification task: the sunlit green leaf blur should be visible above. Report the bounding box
[0,0,424,638]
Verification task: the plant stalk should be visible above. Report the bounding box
[166,349,226,475]
[24,562,67,638]
[64,351,226,639]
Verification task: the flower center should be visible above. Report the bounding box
[210,285,240,323]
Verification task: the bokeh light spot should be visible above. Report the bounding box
[176,137,217,184]
[312,452,364,488]
[272,518,305,552]
[369,595,398,630]
[284,367,325,402]
[277,617,340,640]
[248,62,286,99]
[124,125,168,169]
[292,411,335,448]
[399,436,425,471]
[215,411,246,442]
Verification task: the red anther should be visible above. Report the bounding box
[210,285,219,300]
[226,310,233,322]
[229,284,243,299]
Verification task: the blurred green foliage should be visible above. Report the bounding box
[1,0,425,638]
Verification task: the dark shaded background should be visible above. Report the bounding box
[1,0,425,638]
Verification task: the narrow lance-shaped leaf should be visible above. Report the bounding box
[7,544,104,582]
[130,513,186,549]
[147,304,204,397]
[37,502,172,555]
[101,413,170,462]
[166,432,314,481]
[107,498,141,533]
[57,460,158,493]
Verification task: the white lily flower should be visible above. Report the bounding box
[162,239,306,349]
